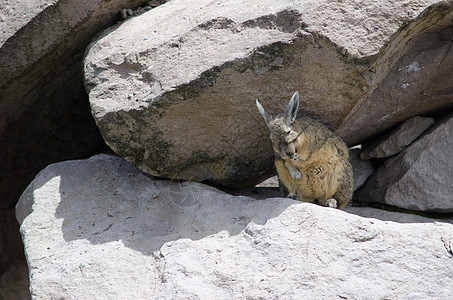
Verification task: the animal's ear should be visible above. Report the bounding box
[284,91,299,123]
[256,99,272,127]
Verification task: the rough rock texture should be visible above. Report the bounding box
[349,148,374,192]
[361,116,435,159]
[17,154,453,299]
[84,0,453,188]
[337,23,453,145]
[0,0,153,209]
[356,113,453,212]
[0,209,30,300]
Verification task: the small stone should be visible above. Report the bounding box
[148,0,161,7]
[120,9,128,19]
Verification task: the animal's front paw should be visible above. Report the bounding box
[325,198,338,208]
[288,166,301,180]
[287,193,299,200]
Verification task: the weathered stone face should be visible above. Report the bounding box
[337,25,453,145]
[356,113,453,212]
[84,0,453,188]
[84,8,368,187]
[16,154,453,299]
[0,0,152,208]
[360,116,435,159]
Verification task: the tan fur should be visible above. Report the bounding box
[256,92,353,209]
[274,117,353,209]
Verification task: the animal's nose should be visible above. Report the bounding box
[286,151,295,158]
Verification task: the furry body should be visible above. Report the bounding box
[274,117,353,209]
[257,92,353,209]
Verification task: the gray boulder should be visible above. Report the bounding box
[356,113,453,212]
[16,154,453,299]
[349,148,374,192]
[361,116,435,159]
[337,23,453,145]
[84,0,453,188]
[0,0,152,209]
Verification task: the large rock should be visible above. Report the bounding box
[17,154,453,299]
[360,116,435,159]
[84,0,453,188]
[337,23,453,145]
[0,0,153,209]
[356,113,453,212]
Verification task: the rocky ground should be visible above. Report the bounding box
[16,154,453,299]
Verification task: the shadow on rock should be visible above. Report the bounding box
[50,155,293,256]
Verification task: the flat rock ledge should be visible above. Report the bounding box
[17,155,453,299]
